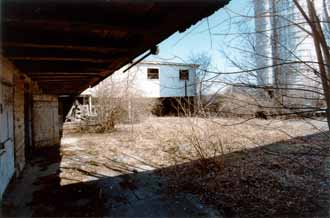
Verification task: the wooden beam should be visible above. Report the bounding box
[13,60,110,73]
[31,75,100,80]
[9,56,114,63]
[31,75,98,79]
[39,81,89,85]
[38,87,85,95]
[2,1,158,26]
[4,19,147,36]
[28,72,101,76]
[2,25,142,49]
[39,82,91,93]
[3,43,127,54]
[35,78,92,82]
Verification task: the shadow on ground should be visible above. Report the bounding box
[2,131,330,218]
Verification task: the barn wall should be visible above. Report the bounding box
[13,73,34,176]
[0,58,16,201]
[1,56,61,201]
[13,74,26,175]
[32,94,60,148]
[24,81,33,161]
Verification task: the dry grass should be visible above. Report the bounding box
[104,117,321,156]
[60,116,326,183]
[60,116,329,217]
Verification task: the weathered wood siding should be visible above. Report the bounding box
[0,58,15,201]
[33,95,60,148]
[14,75,25,174]
[0,56,60,201]
[24,81,33,160]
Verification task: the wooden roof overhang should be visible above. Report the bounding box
[1,0,229,95]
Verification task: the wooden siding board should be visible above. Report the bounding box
[0,57,15,201]
[32,95,60,148]
[14,75,25,175]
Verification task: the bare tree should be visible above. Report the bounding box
[210,0,330,130]
[93,76,128,132]
[93,69,157,132]
[291,0,330,129]
[188,52,213,114]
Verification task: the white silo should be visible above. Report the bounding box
[254,0,274,86]
[254,0,330,105]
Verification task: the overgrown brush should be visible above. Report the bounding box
[85,75,157,133]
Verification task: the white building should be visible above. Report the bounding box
[78,61,199,117]
[254,0,330,104]
[100,61,199,98]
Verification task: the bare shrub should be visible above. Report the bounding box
[218,92,277,118]
[201,86,319,119]
[93,95,126,132]
[154,116,329,218]
[91,73,157,132]
[119,97,158,123]
[198,88,277,119]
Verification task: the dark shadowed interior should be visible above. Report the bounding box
[1,0,229,95]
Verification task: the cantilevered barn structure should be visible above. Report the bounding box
[0,0,230,201]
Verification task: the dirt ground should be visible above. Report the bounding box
[3,116,330,218]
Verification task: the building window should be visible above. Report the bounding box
[179,70,189,80]
[147,68,159,79]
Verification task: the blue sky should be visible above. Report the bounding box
[147,0,254,73]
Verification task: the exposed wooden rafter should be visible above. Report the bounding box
[3,43,129,53]
[1,0,229,95]
[8,57,114,63]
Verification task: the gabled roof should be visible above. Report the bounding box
[2,0,230,95]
